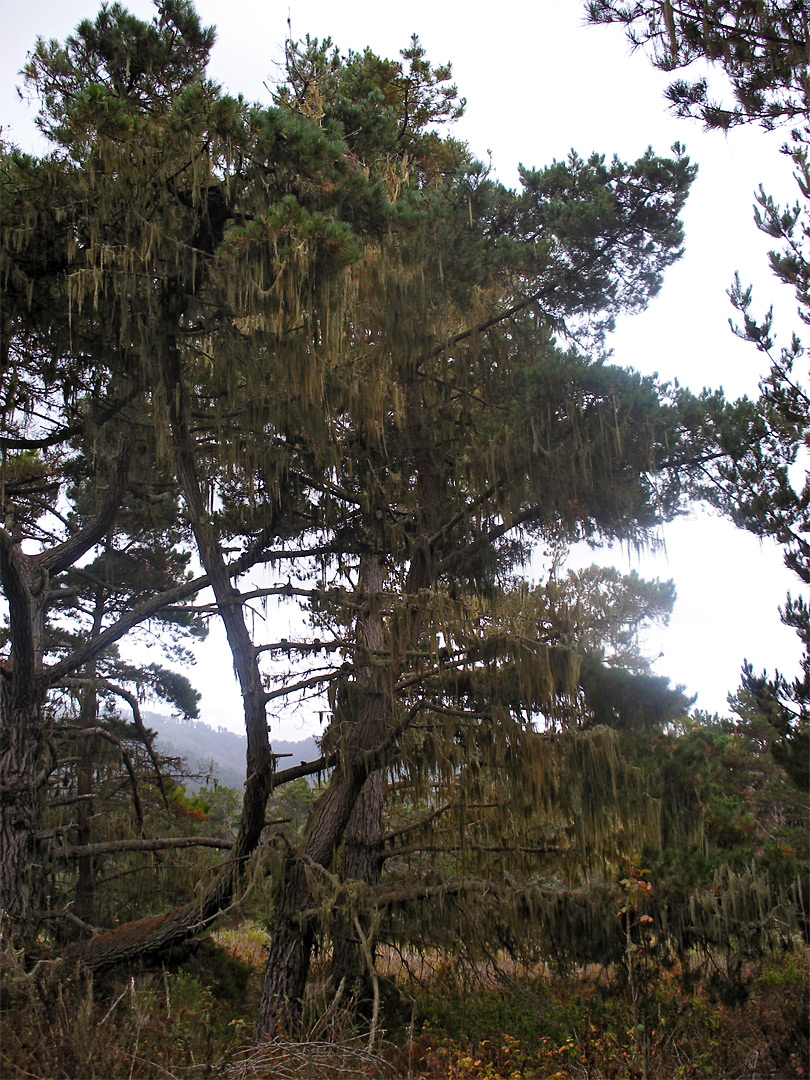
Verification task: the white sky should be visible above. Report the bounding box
[1,1,802,736]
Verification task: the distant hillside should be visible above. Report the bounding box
[143,711,321,790]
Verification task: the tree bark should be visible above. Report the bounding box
[325,389,442,1014]
[0,440,129,936]
[0,534,49,935]
[73,593,105,929]
[254,557,391,1039]
[52,310,278,970]
[329,768,385,1007]
[254,694,390,1038]
[54,836,233,861]
[160,308,272,789]
[254,374,443,1038]
[254,856,316,1035]
[0,686,45,935]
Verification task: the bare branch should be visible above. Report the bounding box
[51,836,233,861]
[58,725,145,831]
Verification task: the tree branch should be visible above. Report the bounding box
[63,677,169,809]
[50,836,233,861]
[44,525,276,687]
[38,436,131,576]
[58,725,144,832]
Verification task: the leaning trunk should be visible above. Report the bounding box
[255,383,439,1038]
[254,857,316,1036]
[330,768,385,1006]
[255,685,390,1038]
[64,318,276,972]
[255,557,390,1039]
[72,761,271,970]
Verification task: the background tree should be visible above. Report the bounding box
[587,0,809,788]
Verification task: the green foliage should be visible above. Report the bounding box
[410,964,579,1055]
[586,1,809,133]
[513,146,695,336]
[0,951,260,1079]
[1,910,807,1079]
[266,775,319,837]
[586,0,810,809]
[276,32,465,171]
[175,938,253,1005]
[580,659,693,732]
[391,945,810,1080]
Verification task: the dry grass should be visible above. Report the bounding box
[213,919,272,968]
[227,1037,397,1079]
[2,917,807,1080]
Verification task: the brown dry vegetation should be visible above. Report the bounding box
[1,919,807,1080]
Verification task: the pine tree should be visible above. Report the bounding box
[2,1,397,943]
[586,0,810,786]
[586,0,809,132]
[250,35,714,1036]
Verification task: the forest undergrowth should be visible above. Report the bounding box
[1,919,807,1080]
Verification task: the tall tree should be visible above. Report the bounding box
[2,0,391,946]
[247,35,715,1036]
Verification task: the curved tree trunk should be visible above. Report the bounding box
[255,680,391,1038]
[20,311,277,972]
[254,390,441,1038]
[66,317,279,971]
[254,856,316,1035]
[67,314,277,971]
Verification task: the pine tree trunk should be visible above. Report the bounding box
[0,536,49,937]
[0,686,44,935]
[62,323,277,972]
[73,730,97,927]
[254,858,316,1036]
[74,597,104,930]
[254,372,441,1039]
[330,768,385,1005]
[254,715,389,1038]
[255,558,390,1039]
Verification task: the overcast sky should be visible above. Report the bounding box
[1,1,802,737]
